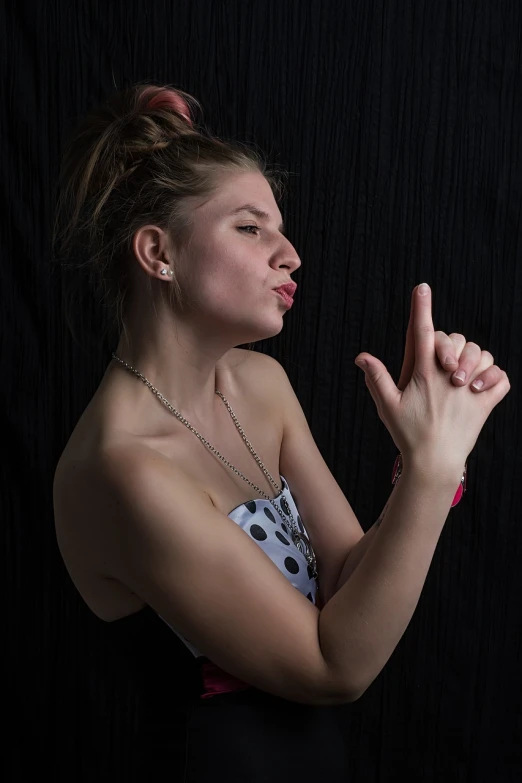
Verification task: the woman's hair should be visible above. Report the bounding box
[53,81,286,349]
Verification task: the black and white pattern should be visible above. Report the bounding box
[164,474,318,658]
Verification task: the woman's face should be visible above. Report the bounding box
[177,169,302,344]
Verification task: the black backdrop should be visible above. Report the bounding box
[4,1,522,780]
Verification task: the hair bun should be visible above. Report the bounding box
[138,85,194,128]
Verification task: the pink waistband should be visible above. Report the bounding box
[199,660,253,700]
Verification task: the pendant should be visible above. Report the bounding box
[292,529,310,553]
[292,531,318,578]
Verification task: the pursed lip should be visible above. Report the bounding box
[273,282,297,298]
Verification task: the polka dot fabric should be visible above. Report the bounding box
[166,474,318,658]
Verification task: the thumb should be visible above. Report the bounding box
[355,354,401,409]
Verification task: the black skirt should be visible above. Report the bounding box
[183,682,350,782]
[100,606,351,781]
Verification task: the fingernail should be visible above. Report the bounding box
[472,379,484,390]
[418,283,430,295]
[454,370,466,381]
[445,356,458,365]
[355,359,368,369]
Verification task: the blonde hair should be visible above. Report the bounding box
[53,81,286,349]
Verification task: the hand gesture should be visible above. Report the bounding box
[355,284,510,474]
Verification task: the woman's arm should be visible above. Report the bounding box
[332,489,395,593]
[318,461,461,698]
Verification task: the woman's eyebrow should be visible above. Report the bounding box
[230,204,285,234]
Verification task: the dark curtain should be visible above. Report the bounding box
[4,1,522,780]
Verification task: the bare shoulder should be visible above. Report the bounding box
[53,349,286,544]
[228,347,290,397]
[225,347,284,375]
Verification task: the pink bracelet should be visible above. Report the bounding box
[392,453,467,507]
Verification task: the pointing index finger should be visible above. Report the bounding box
[414,283,435,375]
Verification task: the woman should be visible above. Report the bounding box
[52,82,510,781]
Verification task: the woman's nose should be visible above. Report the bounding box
[278,238,301,272]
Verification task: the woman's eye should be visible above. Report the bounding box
[237,225,260,235]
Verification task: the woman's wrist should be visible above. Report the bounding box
[396,450,467,494]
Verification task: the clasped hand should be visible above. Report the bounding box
[354,283,511,470]
[396,285,505,393]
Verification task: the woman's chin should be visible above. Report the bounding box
[257,317,286,340]
[235,320,284,345]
